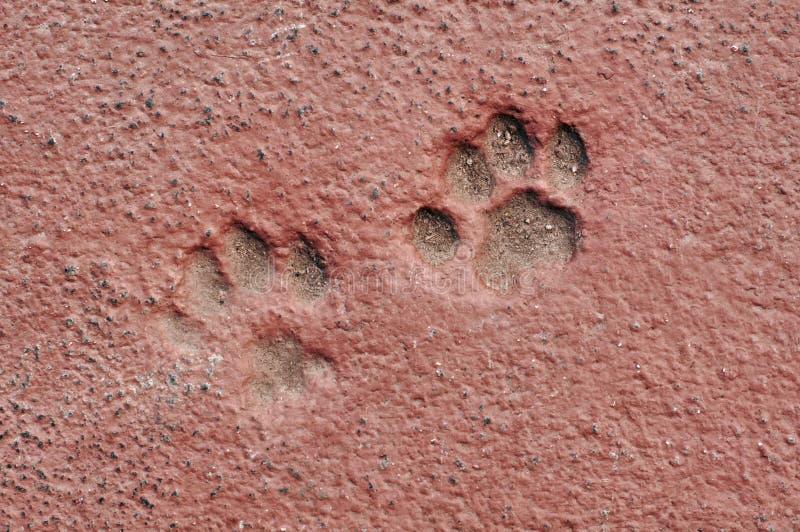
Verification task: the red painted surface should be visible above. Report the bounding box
[2,1,799,528]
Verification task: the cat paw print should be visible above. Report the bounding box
[412,113,588,291]
[160,223,333,404]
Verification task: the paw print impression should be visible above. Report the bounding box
[485,114,533,178]
[413,113,589,291]
[223,224,272,291]
[287,235,327,301]
[249,337,331,401]
[549,123,588,190]
[182,248,231,311]
[412,207,459,264]
[163,221,333,407]
[162,310,202,351]
[446,145,494,202]
[480,192,577,290]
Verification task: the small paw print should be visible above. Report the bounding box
[413,112,589,292]
[160,222,333,404]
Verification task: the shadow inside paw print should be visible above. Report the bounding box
[161,221,333,405]
[412,112,589,292]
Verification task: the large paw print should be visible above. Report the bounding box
[413,113,588,291]
[160,223,333,403]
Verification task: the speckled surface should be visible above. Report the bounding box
[1,1,799,528]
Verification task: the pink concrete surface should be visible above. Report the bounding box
[1,0,799,528]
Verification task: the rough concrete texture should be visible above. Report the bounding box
[1,1,799,529]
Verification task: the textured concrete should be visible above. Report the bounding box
[1,1,799,528]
